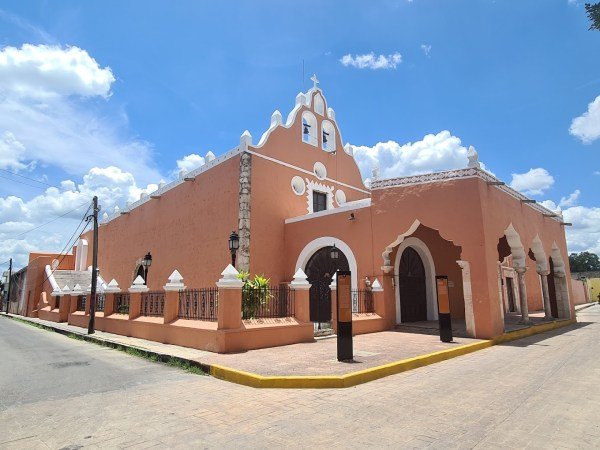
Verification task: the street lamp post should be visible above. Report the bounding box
[141,252,152,283]
[229,231,239,268]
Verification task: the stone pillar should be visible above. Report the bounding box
[163,270,186,324]
[104,293,115,316]
[457,260,477,337]
[290,269,311,323]
[538,270,553,320]
[128,275,149,320]
[237,152,252,273]
[216,264,243,330]
[372,278,385,317]
[516,267,530,324]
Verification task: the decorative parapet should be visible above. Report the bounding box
[129,275,149,293]
[289,268,311,290]
[105,279,120,293]
[216,264,244,289]
[370,167,561,222]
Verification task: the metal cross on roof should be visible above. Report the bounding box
[310,74,319,88]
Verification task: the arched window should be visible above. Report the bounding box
[322,120,336,152]
[302,111,317,146]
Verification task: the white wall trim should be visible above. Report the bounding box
[394,237,439,323]
[285,198,371,224]
[295,236,358,289]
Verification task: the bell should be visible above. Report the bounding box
[303,125,309,135]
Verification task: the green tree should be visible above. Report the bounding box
[569,251,600,272]
[586,3,600,31]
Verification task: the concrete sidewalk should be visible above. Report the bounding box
[0,311,577,388]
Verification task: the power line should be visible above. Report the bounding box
[36,204,92,293]
[7,200,91,239]
[0,167,59,190]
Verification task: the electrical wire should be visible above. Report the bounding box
[36,204,92,293]
[0,167,60,190]
[7,200,91,239]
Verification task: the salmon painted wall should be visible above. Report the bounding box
[476,179,574,317]
[248,88,369,283]
[81,156,241,291]
[25,252,74,316]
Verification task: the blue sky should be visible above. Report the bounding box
[0,0,599,268]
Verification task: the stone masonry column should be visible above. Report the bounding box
[163,270,186,324]
[216,264,243,330]
[516,267,530,324]
[237,151,251,273]
[555,272,571,320]
[538,270,553,320]
[290,269,311,323]
[330,273,337,334]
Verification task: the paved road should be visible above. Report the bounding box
[1,306,599,449]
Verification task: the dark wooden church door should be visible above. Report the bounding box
[398,247,428,322]
[305,246,350,325]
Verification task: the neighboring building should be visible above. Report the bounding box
[14,79,576,352]
[572,271,600,303]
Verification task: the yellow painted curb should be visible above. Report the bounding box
[209,318,576,389]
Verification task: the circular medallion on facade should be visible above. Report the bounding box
[313,162,327,180]
[291,176,306,196]
[335,189,347,206]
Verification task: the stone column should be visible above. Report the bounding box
[555,272,571,320]
[163,270,186,324]
[516,267,530,324]
[457,260,477,337]
[237,152,251,273]
[290,269,311,323]
[538,270,553,320]
[216,264,243,330]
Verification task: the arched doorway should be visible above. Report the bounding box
[398,247,428,322]
[305,246,349,328]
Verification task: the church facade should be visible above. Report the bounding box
[18,79,575,352]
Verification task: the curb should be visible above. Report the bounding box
[1,313,577,389]
[575,303,598,312]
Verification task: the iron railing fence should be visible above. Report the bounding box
[178,288,218,321]
[242,286,295,320]
[141,291,165,317]
[352,289,375,314]
[95,293,106,312]
[113,293,130,314]
[76,295,86,311]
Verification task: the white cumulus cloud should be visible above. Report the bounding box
[569,95,600,144]
[351,130,471,180]
[0,44,115,98]
[562,205,600,254]
[559,189,580,208]
[340,52,402,70]
[509,168,555,196]
[175,151,216,174]
[0,131,30,171]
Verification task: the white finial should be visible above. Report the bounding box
[467,145,481,169]
[113,205,120,213]
[62,285,71,292]
[271,110,282,127]
[296,92,307,106]
[329,270,338,289]
[240,130,252,149]
[164,269,185,291]
[129,275,149,293]
[310,74,319,89]
[205,151,216,162]
[372,278,383,292]
[290,268,311,290]
[216,264,244,288]
[105,279,120,293]
[179,169,187,180]
[72,284,83,294]
[140,191,147,200]
[102,212,109,220]
[158,181,166,189]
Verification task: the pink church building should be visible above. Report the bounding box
[19,78,575,353]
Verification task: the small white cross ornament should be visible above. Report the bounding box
[310,74,319,88]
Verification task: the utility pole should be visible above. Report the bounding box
[87,196,99,335]
[4,258,12,314]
